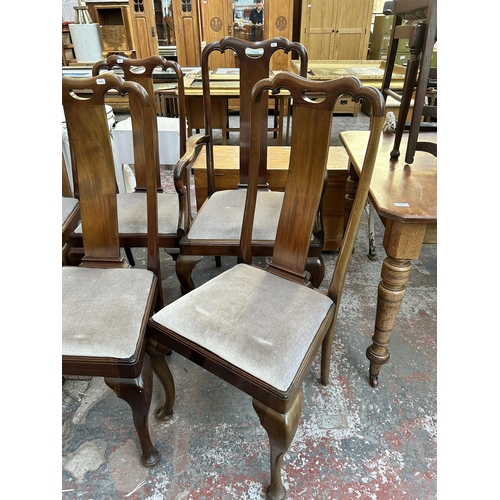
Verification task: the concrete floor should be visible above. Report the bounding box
[62,112,437,499]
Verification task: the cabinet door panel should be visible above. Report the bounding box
[172,0,203,66]
[335,0,373,59]
[301,0,373,61]
[300,0,336,60]
[129,0,159,58]
[201,0,235,68]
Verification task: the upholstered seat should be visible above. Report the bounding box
[151,263,333,393]
[187,191,284,241]
[73,193,179,236]
[63,267,156,359]
[62,197,79,227]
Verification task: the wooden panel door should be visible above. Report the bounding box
[300,0,373,60]
[333,0,373,60]
[129,0,159,58]
[300,0,336,60]
[172,0,203,66]
[265,0,294,70]
[200,0,235,69]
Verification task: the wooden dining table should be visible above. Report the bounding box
[341,130,437,387]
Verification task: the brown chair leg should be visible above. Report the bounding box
[104,352,160,467]
[175,254,203,294]
[124,247,135,267]
[253,389,304,500]
[146,339,175,421]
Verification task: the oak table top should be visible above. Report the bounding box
[340,130,437,224]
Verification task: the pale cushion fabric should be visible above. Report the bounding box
[150,263,334,392]
[188,190,283,240]
[74,193,178,235]
[62,267,155,359]
[62,197,79,225]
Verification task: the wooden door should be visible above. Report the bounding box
[265,0,294,71]
[300,0,337,60]
[333,0,373,60]
[200,0,235,69]
[172,0,203,66]
[300,0,373,60]
[129,0,159,58]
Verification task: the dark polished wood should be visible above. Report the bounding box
[148,72,386,498]
[62,72,167,466]
[381,0,437,164]
[69,55,201,267]
[174,36,331,293]
[62,155,80,266]
[341,130,437,387]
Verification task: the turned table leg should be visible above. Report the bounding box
[367,219,427,387]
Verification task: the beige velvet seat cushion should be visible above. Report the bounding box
[74,193,178,235]
[62,267,155,359]
[62,197,79,225]
[187,190,283,240]
[150,264,334,393]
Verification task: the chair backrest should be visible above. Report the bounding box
[201,36,308,196]
[240,72,385,299]
[93,55,187,191]
[62,72,160,280]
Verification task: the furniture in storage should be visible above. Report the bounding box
[147,71,385,500]
[300,0,374,60]
[380,0,437,164]
[62,71,169,467]
[69,55,196,269]
[174,37,328,294]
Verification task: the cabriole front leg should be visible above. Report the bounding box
[104,353,160,467]
[253,390,304,500]
[147,339,175,421]
[175,254,203,294]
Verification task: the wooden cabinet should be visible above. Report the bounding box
[200,0,236,68]
[172,0,203,66]
[265,0,294,70]
[300,0,374,60]
[95,4,135,56]
[192,146,349,251]
[200,0,295,71]
[128,0,159,58]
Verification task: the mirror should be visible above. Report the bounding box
[233,1,265,42]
